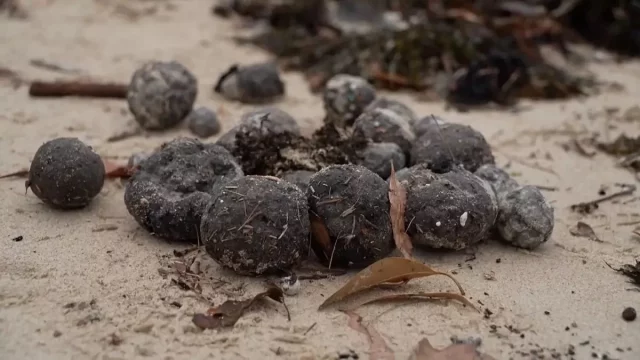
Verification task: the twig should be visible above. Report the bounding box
[571,184,637,212]
[0,168,29,179]
[29,80,128,98]
[303,322,317,335]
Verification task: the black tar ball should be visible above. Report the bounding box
[124,138,243,242]
[216,107,300,153]
[214,62,285,104]
[353,107,416,154]
[127,61,198,130]
[186,107,221,138]
[27,138,105,209]
[201,176,310,275]
[323,74,376,127]
[401,166,498,250]
[308,164,393,268]
[365,97,417,126]
[410,122,494,173]
[357,142,406,179]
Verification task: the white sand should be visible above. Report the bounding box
[1,1,639,359]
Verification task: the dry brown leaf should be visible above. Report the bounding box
[569,221,602,242]
[192,287,289,329]
[310,213,333,260]
[409,337,495,360]
[345,311,394,360]
[357,292,477,311]
[389,163,413,259]
[318,257,464,310]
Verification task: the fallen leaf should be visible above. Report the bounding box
[0,168,29,179]
[103,159,134,178]
[409,337,495,360]
[389,163,413,259]
[357,292,477,311]
[192,287,289,329]
[319,257,464,310]
[344,311,394,360]
[569,221,602,242]
[310,213,333,260]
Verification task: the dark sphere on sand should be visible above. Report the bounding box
[201,176,310,275]
[308,165,393,268]
[127,61,198,130]
[124,138,243,242]
[357,142,406,179]
[410,123,494,173]
[214,62,285,104]
[27,138,105,209]
[401,166,498,250]
[187,107,221,138]
[365,97,417,126]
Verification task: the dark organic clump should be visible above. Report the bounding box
[308,164,394,268]
[411,122,494,173]
[281,170,314,191]
[127,61,197,130]
[400,166,498,250]
[214,62,285,104]
[323,74,376,127]
[233,122,367,176]
[124,138,243,242]
[186,107,221,138]
[200,175,310,275]
[357,142,406,179]
[216,107,300,153]
[476,164,554,250]
[27,138,105,209]
[622,307,636,322]
[353,107,416,154]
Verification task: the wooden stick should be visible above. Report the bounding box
[29,81,128,98]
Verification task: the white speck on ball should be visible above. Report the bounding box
[436,221,441,227]
[460,212,468,227]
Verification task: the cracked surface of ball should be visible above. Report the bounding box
[353,108,416,154]
[365,97,417,125]
[357,142,406,179]
[308,164,393,268]
[124,138,243,242]
[216,107,300,153]
[496,185,554,250]
[410,122,494,173]
[201,176,310,275]
[27,138,105,209]
[412,114,446,137]
[402,166,498,250]
[127,61,197,130]
[323,74,376,127]
[187,107,221,138]
[215,63,285,104]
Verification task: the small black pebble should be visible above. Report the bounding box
[53,330,62,337]
[565,326,570,331]
[323,74,376,127]
[187,107,221,138]
[520,334,525,339]
[496,258,501,263]
[12,235,23,242]
[545,311,550,315]
[27,138,105,209]
[622,307,636,321]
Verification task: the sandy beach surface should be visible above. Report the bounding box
[1,1,639,359]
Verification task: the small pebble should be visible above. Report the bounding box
[214,62,285,104]
[357,142,406,179]
[27,138,105,209]
[323,74,376,127]
[353,108,416,154]
[127,61,197,130]
[496,185,554,249]
[622,307,636,322]
[187,107,221,138]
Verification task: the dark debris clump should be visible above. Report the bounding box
[220,0,636,107]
